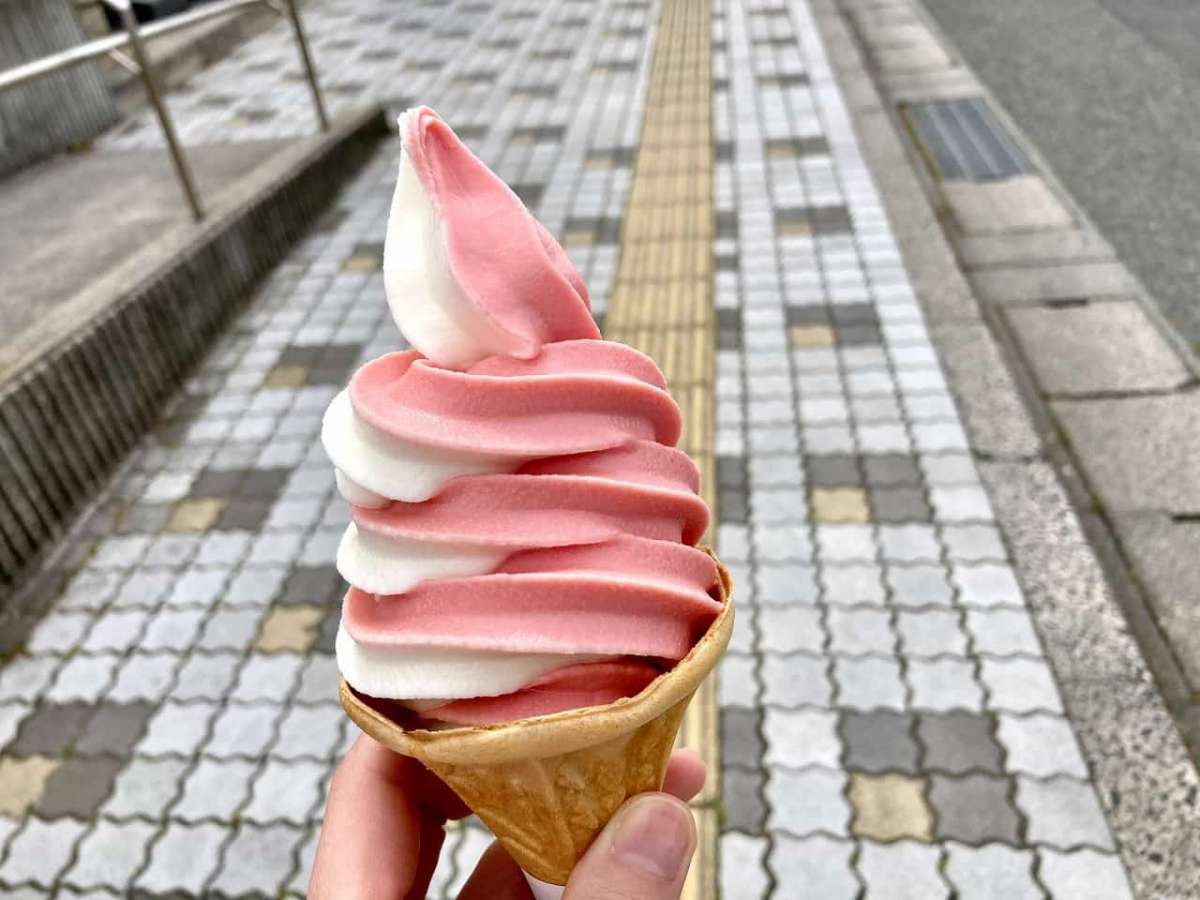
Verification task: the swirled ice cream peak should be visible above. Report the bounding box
[384,106,600,368]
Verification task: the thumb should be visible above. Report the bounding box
[562,794,696,900]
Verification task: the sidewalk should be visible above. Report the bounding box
[0,0,1187,896]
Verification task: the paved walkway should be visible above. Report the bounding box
[0,0,1140,897]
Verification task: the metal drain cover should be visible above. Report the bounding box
[902,97,1032,181]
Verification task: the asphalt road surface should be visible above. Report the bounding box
[920,0,1200,350]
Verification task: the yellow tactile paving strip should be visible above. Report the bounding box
[602,0,717,895]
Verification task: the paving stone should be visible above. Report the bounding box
[821,565,887,606]
[25,611,94,654]
[827,607,895,655]
[172,652,241,701]
[917,711,1004,775]
[753,565,820,606]
[811,487,870,523]
[63,820,158,891]
[204,702,281,759]
[44,654,120,703]
[137,700,218,756]
[720,833,771,898]
[878,524,940,562]
[0,755,59,816]
[719,653,759,708]
[136,822,226,894]
[996,714,1089,778]
[243,759,326,824]
[964,608,1042,656]
[173,757,256,822]
[766,767,849,837]
[81,610,153,653]
[886,564,954,608]
[287,828,321,896]
[140,608,207,652]
[0,817,88,887]
[76,701,156,756]
[840,710,918,774]
[768,834,858,898]
[762,653,833,708]
[8,700,94,755]
[107,653,179,702]
[272,704,344,760]
[941,524,1006,562]
[209,821,304,896]
[979,658,1063,714]
[906,657,984,712]
[944,842,1043,899]
[848,773,933,842]
[102,756,189,818]
[35,754,125,818]
[833,656,906,710]
[807,454,861,487]
[164,569,228,609]
[110,569,173,610]
[1015,775,1114,851]
[757,606,824,653]
[1037,848,1134,899]
[722,767,767,833]
[815,524,877,562]
[0,702,30,749]
[197,607,265,650]
[764,708,840,769]
[952,564,1024,608]
[929,486,993,523]
[929,773,1020,845]
[895,609,967,657]
[919,453,980,486]
[231,653,304,702]
[0,656,59,703]
[856,840,948,899]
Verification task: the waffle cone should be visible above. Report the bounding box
[339,550,733,885]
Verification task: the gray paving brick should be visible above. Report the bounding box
[7,700,93,755]
[45,654,120,703]
[807,454,861,487]
[172,758,256,822]
[821,564,886,606]
[76,701,156,756]
[834,656,906,710]
[1037,848,1133,899]
[979,658,1063,714]
[63,820,158,892]
[0,817,88,887]
[137,700,218,756]
[210,821,304,895]
[764,708,840,769]
[827,607,895,655]
[204,702,282,759]
[136,822,226,894]
[918,711,1004,775]
[722,767,767,834]
[1015,775,1114,851]
[721,707,764,770]
[758,606,824,653]
[887,564,954,608]
[944,842,1043,899]
[720,833,771,899]
[895,609,967,657]
[840,710,918,774]
[273,704,344,760]
[720,653,759,708]
[243,759,326,824]
[107,653,179,702]
[768,834,857,898]
[996,714,1089,778]
[762,653,833,708]
[878,524,940,561]
[929,773,1020,844]
[766,767,849,836]
[856,840,948,899]
[102,757,189,818]
[965,608,1042,656]
[906,657,984,712]
[754,565,820,607]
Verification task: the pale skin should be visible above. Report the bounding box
[311,735,707,900]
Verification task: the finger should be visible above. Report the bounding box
[661,749,706,802]
[309,735,468,899]
[458,840,534,900]
[562,793,696,900]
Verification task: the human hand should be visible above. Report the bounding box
[310,733,706,900]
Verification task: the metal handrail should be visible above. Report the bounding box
[0,0,328,222]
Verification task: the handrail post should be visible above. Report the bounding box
[283,0,329,132]
[107,0,204,221]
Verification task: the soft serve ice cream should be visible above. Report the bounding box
[323,107,723,727]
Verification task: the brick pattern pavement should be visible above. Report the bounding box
[0,0,1139,896]
[711,0,1132,897]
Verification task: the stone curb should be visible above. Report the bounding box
[0,104,388,597]
[804,0,1200,895]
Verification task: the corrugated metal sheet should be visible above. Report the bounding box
[904,97,1032,181]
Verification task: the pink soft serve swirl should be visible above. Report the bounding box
[337,108,720,725]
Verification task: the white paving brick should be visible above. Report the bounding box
[996,714,1089,778]
[231,653,305,702]
[944,842,1043,899]
[1037,848,1133,899]
[172,758,256,822]
[906,656,984,711]
[0,818,88,887]
[137,700,217,756]
[857,840,948,899]
[136,822,226,894]
[1015,776,1114,851]
[721,833,771,900]
[833,656,906,710]
[205,702,282,758]
[764,708,840,768]
[209,822,303,896]
[272,704,345,759]
[243,759,327,824]
[766,767,849,836]
[103,757,190,819]
[979,657,1063,714]
[63,820,158,891]
[768,834,857,898]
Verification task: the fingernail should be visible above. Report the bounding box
[610,795,694,880]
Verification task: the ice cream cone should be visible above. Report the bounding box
[339,550,734,885]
